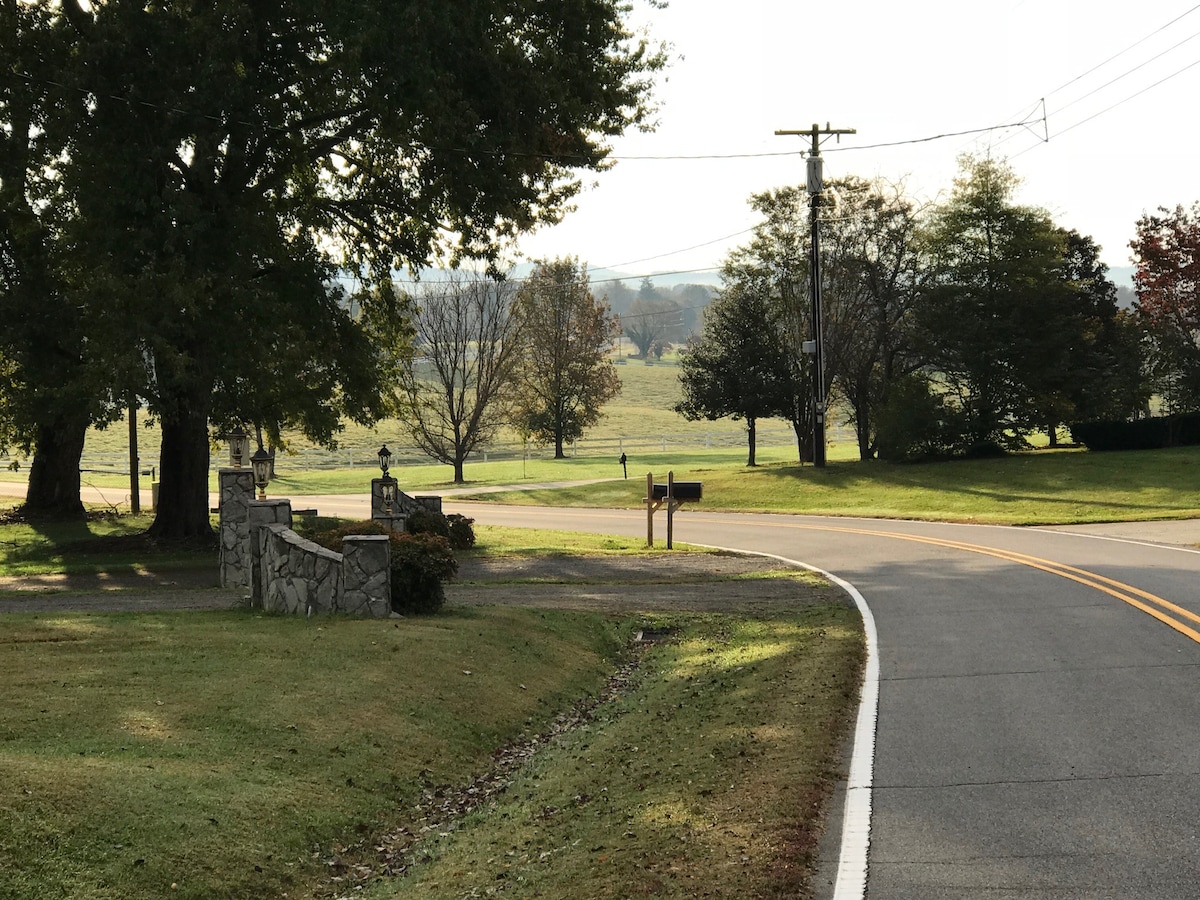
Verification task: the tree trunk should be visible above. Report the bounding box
[553,428,566,459]
[24,414,88,519]
[453,456,465,484]
[148,395,214,543]
[1047,424,1059,448]
[746,417,757,467]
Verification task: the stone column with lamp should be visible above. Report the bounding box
[370,443,407,532]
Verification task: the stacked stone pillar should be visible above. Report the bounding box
[218,468,255,589]
[371,477,407,532]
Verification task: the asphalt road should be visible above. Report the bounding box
[439,502,1200,900]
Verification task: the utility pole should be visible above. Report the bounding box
[775,123,855,467]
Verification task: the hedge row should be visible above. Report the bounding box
[1069,414,1200,451]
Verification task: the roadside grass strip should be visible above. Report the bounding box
[361,608,864,900]
[0,605,864,900]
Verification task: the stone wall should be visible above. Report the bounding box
[252,524,393,618]
[258,523,343,615]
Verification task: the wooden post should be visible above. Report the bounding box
[666,470,674,550]
[127,399,140,515]
[645,471,654,548]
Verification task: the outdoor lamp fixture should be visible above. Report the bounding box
[381,475,398,514]
[377,443,392,477]
[250,446,271,500]
[228,425,249,469]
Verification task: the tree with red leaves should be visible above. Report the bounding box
[1131,203,1200,411]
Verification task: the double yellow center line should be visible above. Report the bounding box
[783,522,1200,645]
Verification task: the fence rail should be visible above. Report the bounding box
[74,424,854,475]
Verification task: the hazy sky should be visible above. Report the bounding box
[515,0,1200,283]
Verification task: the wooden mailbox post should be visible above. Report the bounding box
[644,470,703,549]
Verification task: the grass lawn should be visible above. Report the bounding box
[457,445,1200,525]
[0,515,865,900]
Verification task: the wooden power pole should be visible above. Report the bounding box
[774,123,855,467]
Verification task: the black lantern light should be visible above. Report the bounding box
[228,425,249,469]
[377,444,392,477]
[250,446,271,500]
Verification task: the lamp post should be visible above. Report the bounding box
[250,446,271,500]
[377,444,396,514]
[228,426,250,469]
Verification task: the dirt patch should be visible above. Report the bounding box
[0,552,844,616]
[448,551,844,614]
[0,568,242,614]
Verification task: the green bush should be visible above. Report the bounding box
[406,507,450,539]
[875,374,960,462]
[389,531,458,615]
[407,507,476,550]
[1070,414,1200,451]
[446,514,476,550]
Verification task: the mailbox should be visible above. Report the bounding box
[652,481,702,502]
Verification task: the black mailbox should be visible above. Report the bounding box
[652,481,702,501]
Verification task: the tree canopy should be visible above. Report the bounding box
[512,258,621,459]
[1,0,665,534]
[1131,202,1200,412]
[675,279,792,466]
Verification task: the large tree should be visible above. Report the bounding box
[1130,202,1200,412]
[915,156,1083,450]
[675,279,792,466]
[721,177,922,462]
[1057,229,1148,430]
[512,258,621,458]
[7,0,664,539]
[0,0,122,517]
[400,273,522,483]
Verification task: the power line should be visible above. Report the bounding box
[1013,53,1200,157]
[1042,2,1200,100]
[981,4,1200,154]
[1048,28,1200,120]
[594,227,756,271]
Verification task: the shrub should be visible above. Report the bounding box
[875,374,959,462]
[406,508,476,550]
[1070,413,1200,451]
[406,507,451,540]
[389,532,458,615]
[304,519,387,551]
[446,514,476,550]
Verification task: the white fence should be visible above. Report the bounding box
[76,424,853,475]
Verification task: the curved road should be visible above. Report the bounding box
[441,502,1200,900]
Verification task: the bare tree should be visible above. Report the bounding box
[400,273,522,483]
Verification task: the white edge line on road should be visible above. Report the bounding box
[695,543,878,900]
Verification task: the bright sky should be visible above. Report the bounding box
[516,0,1200,284]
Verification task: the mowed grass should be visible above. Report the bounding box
[0,606,633,900]
[0,516,864,900]
[460,446,1200,525]
[0,513,214,579]
[366,607,864,900]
